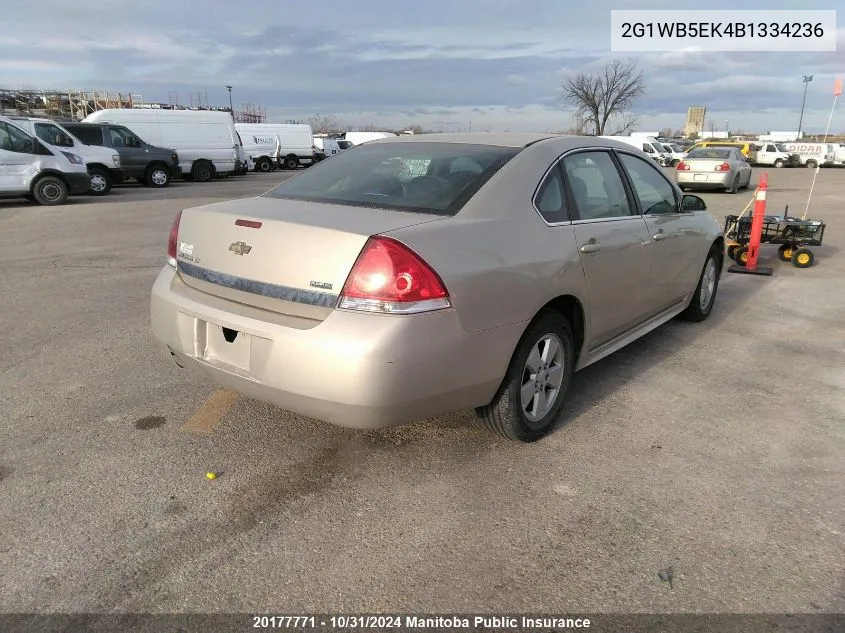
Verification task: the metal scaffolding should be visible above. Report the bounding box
[0,87,266,123]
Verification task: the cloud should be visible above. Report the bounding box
[1,0,842,133]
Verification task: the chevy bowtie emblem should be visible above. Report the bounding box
[229,241,252,255]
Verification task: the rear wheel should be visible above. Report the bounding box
[284,155,299,170]
[475,311,574,443]
[256,157,272,172]
[727,174,740,193]
[88,166,112,196]
[777,244,794,261]
[191,160,214,182]
[32,176,68,206]
[682,247,721,322]
[145,164,170,187]
[792,248,814,268]
[806,160,818,169]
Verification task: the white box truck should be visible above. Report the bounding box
[8,116,124,195]
[0,115,91,205]
[83,109,240,181]
[782,142,837,168]
[235,123,316,171]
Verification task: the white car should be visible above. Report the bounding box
[661,143,687,166]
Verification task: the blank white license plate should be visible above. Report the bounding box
[203,323,251,371]
[694,174,707,181]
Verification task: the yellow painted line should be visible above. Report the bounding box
[180,388,238,434]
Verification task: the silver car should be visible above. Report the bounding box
[676,146,753,193]
[151,134,724,442]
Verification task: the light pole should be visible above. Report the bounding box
[797,75,813,140]
[226,85,234,120]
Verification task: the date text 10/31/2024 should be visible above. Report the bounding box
[251,615,592,629]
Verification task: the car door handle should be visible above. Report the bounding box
[652,232,669,241]
[579,242,601,254]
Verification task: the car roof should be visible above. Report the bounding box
[363,132,653,153]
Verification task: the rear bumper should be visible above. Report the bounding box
[66,172,92,195]
[677,172,733,188]
[109,168,126,184]
[150,267,520,429]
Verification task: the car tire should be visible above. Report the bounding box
[682,246,722,322]
[32,175,68,206]
[774,159,784,168]
[88,166,112,196]
[728,174,739,193]
[475,310,574,443]
[257,157,272,172]
[284,155,299,170]
[191,160,214,182]
[145,164,170,188]
[806,160,818,169]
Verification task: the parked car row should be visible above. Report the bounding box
[0,110,321,207]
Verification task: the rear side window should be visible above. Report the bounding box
[562,151,633,221]
[68,125,104,146]
[264,142,520,215]
[534,165,568,223]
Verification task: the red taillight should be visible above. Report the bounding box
[338,236,450,314]
[677,161,689,170]
[167,210,183,268]
[715,162,730,171]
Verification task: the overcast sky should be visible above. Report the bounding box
[2,0,843,133]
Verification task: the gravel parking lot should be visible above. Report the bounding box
[1,167,843,615]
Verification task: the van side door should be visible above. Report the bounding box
[0,122,38,193]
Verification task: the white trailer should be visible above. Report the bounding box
[235,123,316,171]
[83,109,240,181]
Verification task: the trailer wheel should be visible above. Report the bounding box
[777,244,794,261]
[734,246,749,266]
[727,245,739,261]
[792,248,814,268]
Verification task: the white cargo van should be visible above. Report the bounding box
[0,115,91,205]
[782,142,837,168]
[235,123,316,171]
[598,135,670,165]
[343,131,397,146]
[314,137,352,160]
[9,116,123,195]
[83,109,239,181]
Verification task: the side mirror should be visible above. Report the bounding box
[682,194,707,211]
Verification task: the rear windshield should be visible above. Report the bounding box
[263,142,520,215]
[687,148,731,159]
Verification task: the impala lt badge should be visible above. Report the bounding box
[229,241,252,256]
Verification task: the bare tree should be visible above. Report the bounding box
[561,58,645,135]
[307,114,342,134]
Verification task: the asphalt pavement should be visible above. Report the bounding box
[0,167,843,615]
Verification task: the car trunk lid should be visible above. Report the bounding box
[174,197,444,320]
